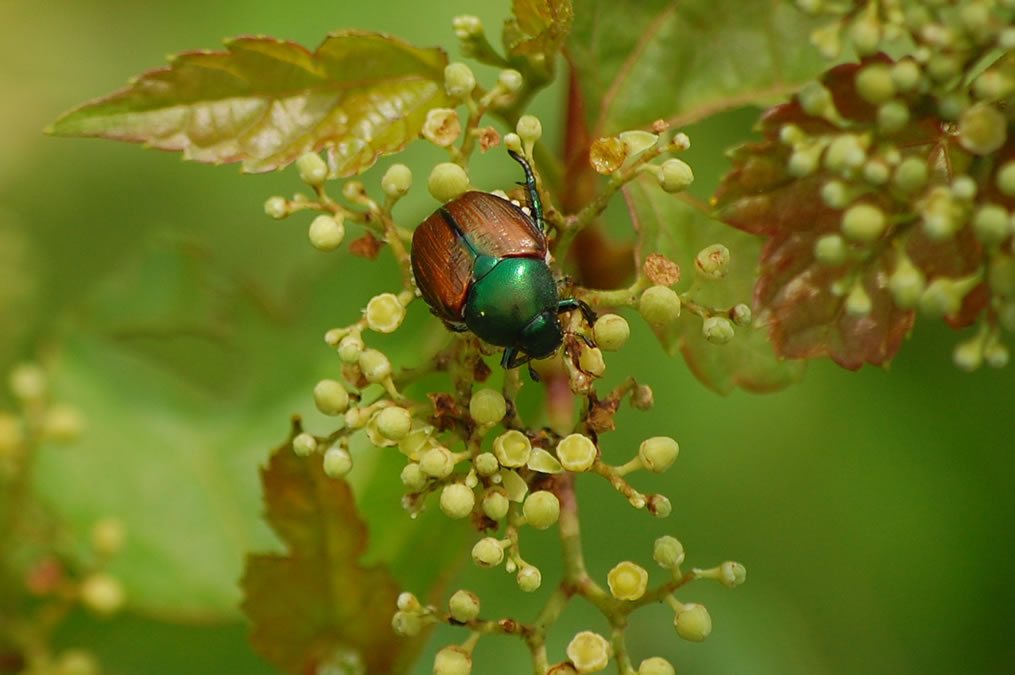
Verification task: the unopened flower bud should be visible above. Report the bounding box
[997,161,1015,197]
[381,163,412,198]
[607,561,649,601]
[973,205,1010,246]
[556,433,597,472]
[444,62,476,99]
[566,631,610,673]
[845,280,872,316]
[504,133,522,153]
[593,314,630,351]
[674,603,712,641]
[481,488,510,520]
[292,432,317,457]
[639,286,681,325]
[470,388,506,426]
[337,334,364,363]
[985,341,1010,368]
[313,379,349,415]
[719,561,747,588]
[841,203,886,243]
[647,494,672,518]
[654,535,685,568]
[420,446,456,479]
[55,649,99,675]
[639,436,679,473]
[375,406,412,441]
[516,115,542,145]
[296,152,328,186]
[517,564,542,592]
[472,537,505,567]
[448,589,480,622]
[658,158,694,193]
[953,336,984,372]
[856,64,896,104]
[358,348,392,383]
[474,452,499,476]
[702,316,734,345]
[731,303,752,326]
[638,657,675,675]
[428,163,470,202]
[959,102,1008,155]
[433,645,471,675]
[920,276,978,318]
[264,196,288,219]
[894,157,928,193]
[498,69,523,93]
[400,462,427,491]
[814,234,848,266]
[877,101,910,135]
[440,483,476,519]
[323,446,353,477]
[392,610,422,637]
[308,214,345,251]
[80,573,125,615]
[889,257,926,309]
[365,293,406,333]
[523,490,560,530]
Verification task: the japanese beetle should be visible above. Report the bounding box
[411,151,595,371]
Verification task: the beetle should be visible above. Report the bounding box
[410,150,595,373]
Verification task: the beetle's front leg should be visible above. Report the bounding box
[557,298,598,326]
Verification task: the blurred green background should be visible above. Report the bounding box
[3,0,1014,674]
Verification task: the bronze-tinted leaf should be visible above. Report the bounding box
[48,31,449,174]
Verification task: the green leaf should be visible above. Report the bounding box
[47,31,449,175]
[507,0,574,56]
[31,238,463,619]
[241,437,413,675]
[567,0,826,135]
[625,177,805,394]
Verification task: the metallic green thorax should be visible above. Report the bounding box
[464,256,560,354]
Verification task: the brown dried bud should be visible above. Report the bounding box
[644,253,681,286]
[477,126,501,152]
[349,233,383,259]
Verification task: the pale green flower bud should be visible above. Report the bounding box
[323,446,353,477]
[428,163,470,202]
[296,152,328,186]
[470,388,506,425]
[639,286,681,325]
[440,483,476,519]
[639,436,679,473]
[517,564,542,592]
[358,348,392,383]
[381,163,412,198]
[523,490,560,530]
[444,62,476,99]
[313,379,349,415]
[593,314,630,351]
[674,603,712,641]
[308,214,344,251]
[448,589,480,622]
[653,535,685,568]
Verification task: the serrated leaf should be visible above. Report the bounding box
[566,0,827,136]
[241,439,415,675]
[507,0,574,56]
[625,177,804,394]
[47,31,449,174]
[714,60,990,369]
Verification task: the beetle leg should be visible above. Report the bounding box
[527,361,541,382]
[442,320,470,333]
[557,298,598,326]
[502,347,534,371]
[508,149,545,235]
